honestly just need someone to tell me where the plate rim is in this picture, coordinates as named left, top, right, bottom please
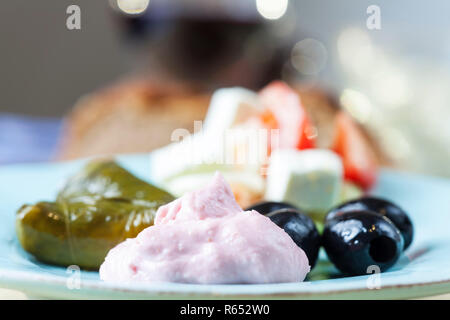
left=2, top=267, right=450, bottom=299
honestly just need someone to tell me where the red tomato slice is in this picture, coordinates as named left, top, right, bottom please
left=331, top=111, right=378, bottom=190
left=259, top=81, right=316, bottom=151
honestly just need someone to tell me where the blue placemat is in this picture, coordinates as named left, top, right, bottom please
left=0, top=113, right=63, bottom=164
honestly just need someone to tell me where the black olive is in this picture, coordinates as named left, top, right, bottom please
left=266, top=208, right=321, bottom=268
left=322, top=210, right=403, bottom=276
left=245, top=201, right=297, bottom=216
left=327, top=196, right=413, bottom=250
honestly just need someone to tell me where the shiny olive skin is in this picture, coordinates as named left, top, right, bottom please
left=327, top=197, right=413, bottom=250
left=322, top=210, right=403, bottom=276
left=266, top=208, right=321, bottom=268
left=245, top=201, right=297, bottom=216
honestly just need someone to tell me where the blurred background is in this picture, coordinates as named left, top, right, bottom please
left=0, top=0, right=449, bottom=178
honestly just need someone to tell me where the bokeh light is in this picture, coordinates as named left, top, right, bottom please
left=370, top=69, right=411, bottom=108
left=256, top=0, right=288, bottom=20
left=337, top=28, right=374, bottom=76
left=117, top=0, right=150, bottom=15
left=291, top=38, right=327, bottom=76
left=340, top=89, right=373, bottom=124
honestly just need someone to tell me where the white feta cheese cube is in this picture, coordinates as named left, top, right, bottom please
left=265, top=149, right=343, bottom=215
left=203, top=87, right=262, bottom=135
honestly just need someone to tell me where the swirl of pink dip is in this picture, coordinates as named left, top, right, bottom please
left=100, top=172, right=310, bottom=284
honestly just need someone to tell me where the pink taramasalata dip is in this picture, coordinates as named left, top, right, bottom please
left=99, top=172, right=310, bottom=284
